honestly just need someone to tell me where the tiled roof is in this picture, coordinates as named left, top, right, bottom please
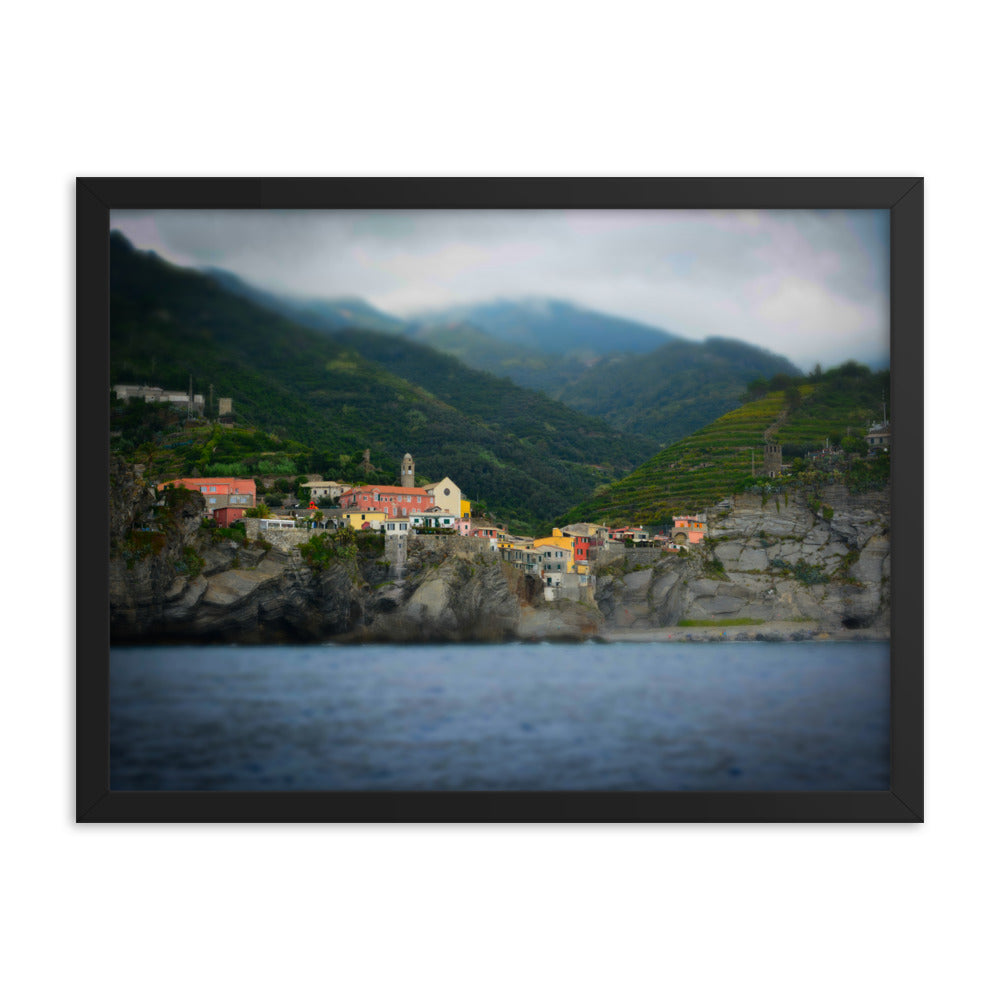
left=158, top=477, right=255, bottom=492
left=344, top=485, right=430, bottom=496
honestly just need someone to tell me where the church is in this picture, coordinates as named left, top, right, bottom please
left=338, top=453, right=459, bottom=519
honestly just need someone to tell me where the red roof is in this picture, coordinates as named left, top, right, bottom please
left=343, top=485, right=430, bottom=496
left=158, top=477, right=255, bottom=493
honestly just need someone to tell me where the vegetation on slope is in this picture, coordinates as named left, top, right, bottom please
left=561, top=364, right=890, bottom=526
left=553, top=337, right=801, bottom=444
left=110, top=233, right=654, bottom=533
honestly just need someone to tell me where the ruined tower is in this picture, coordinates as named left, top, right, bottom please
left=764, top=442, right=782, bottom=478
left=401, top=452, right=415, bottom=488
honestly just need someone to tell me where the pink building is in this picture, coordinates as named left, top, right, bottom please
left=339, top=485, right=434, bottom=518
left=672, top=516, right=706, bottom=545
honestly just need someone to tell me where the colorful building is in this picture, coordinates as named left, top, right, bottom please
left=531, top=528, right=576, bottom=572
left=158, top=477, right=256, bottom=509
left=212, top=506, right=246, bottom=528
left=333, top=509, right=387, bottom=530
left=339, top=485, right=434, bottom=518
left=671, top=517, right=706, bottom=545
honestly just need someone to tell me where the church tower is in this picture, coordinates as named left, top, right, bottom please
left=401, top=452, right=415, bottom=488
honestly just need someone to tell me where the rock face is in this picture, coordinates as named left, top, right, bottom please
left=363, top=553, right=521, bottom=642
left=594, top=487, right=890, bottom=635
left=109, top=465, right=890, bottom=643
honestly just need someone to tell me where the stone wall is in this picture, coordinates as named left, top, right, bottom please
left=412, top=534, right=494, bottom=558
left=592, top=543, right=663, bottom=571
left=244, top=518, right=310, bottom=553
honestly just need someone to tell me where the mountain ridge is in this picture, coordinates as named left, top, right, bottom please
left=110, top=232, right=654, bottom=531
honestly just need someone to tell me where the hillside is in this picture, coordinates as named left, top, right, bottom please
left=205, top=268, right=407, bottom=336
left=110, top=233, right=654, bottom=532
left=561, top=364, right=890, bottom=526
left=208, top=274, right=802, bottom=447
left=406, top=302, right=800, bottom=445
left=402, top=321, right=589, bottom=394
left=553, top=337, right=800, bottom=444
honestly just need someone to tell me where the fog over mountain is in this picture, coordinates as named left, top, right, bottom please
left=111, top=208, right=890, bottom=370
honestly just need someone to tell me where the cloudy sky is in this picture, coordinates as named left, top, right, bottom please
left=111, top=208, right=890, bottom=370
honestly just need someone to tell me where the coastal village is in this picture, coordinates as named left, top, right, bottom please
left=115, top=371, right=892, bottom=632
left=119, top=380, right=712, bottom=601
left=126, top=371, right=892, bottom=606
left=157, top=449, right=708, bottom=600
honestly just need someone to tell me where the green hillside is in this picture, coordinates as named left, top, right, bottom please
left=403, top=321, right=589, bottom=394
left=553, top=337, right=800, bottom=445
left=110, top=233, right=654, bottom=532
left=208, top=269, right=801, bottom=448
left=561, top=364, right=890, bottom=526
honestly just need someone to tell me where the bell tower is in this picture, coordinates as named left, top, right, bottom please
left=401, top=452, right=415, bottom=488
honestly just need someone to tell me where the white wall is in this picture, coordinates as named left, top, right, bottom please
left=8, top=5, right=995, bottom=1000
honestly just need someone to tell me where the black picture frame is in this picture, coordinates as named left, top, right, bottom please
left=78, top=177, right=923, bottom=823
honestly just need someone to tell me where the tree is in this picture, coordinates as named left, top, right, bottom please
left=245, top=503, right=272, bottom=519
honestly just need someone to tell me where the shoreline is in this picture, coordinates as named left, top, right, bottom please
left=597, top=623, right=889, bottom=643
left=110, top=622, right=890, bottom=647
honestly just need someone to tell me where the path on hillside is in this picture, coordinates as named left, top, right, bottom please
left=763, top=408, right=789, bottom=443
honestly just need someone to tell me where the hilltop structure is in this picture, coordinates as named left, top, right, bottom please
left=114, top=383, right=204, bottom=415
left=865, top=422, right=891, bottom=451
left=764, top=442, right=782, bottom=477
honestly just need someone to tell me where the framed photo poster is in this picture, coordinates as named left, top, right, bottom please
left=78, top=177, right=922, bottom=822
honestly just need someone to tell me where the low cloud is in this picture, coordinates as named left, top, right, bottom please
left=111, top=207, right=890, bottom=369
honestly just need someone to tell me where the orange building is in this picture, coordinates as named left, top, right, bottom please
left=158, top=477, right=256, bottom=510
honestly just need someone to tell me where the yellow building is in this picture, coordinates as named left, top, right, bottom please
left=531, top=527, right=576, bottom=572
left=338, top=509, right=386, bottom=530
left=461, top=498, right=471, bottom=517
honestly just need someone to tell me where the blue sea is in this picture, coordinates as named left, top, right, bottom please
left=109, top=642, right=890, bottom=791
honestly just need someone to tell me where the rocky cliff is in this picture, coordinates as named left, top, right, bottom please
left=594, top=486, right=890, bottom=638
left=109, top=460, right=889, bottom=643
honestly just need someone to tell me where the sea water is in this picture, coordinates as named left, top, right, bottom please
left=109, top=642, right=890, bottom=791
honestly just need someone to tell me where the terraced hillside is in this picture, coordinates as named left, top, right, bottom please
left=561, top=364, right=889, bottom=526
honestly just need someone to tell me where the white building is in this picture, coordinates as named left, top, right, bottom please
left=410, top=508, right=458, bottom=530
left=424, top=477, right=463, bottom=517
left=380, top=517, right=411, bottom=535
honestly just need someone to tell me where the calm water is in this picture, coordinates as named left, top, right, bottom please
left=110, top=642, right=890, bottom=791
